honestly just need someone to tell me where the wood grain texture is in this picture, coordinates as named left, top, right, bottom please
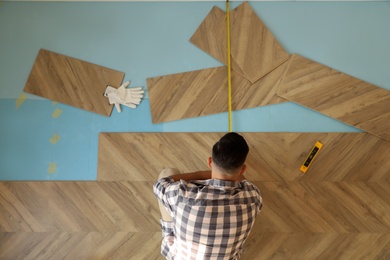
left=190, top=2, right=290, bottom=83
left=2, top=133, right=390, bottom=258
left=147, top=61, right=288, bottom=124
left=1, top=180, right=389, bottom=259
left=278, top=54, right=390, bottom=141
left=98, top=132, right=390, bottom=182
left=24, top=49, right=125, bottom=116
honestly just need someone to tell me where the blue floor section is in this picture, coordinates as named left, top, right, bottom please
left=0, top=99, right=162, bottom=180
left=0, top=2, right=389, bottom=180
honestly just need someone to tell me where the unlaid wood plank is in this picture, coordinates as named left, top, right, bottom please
left=147, top=61, right=288, bottom=124
left=277, top=54, right=390, bottom=141
left=24, top=49, right=125, bottom=116
left=190, top=2, right=290, bottom=83
left=98, top=132, right=390, bottom=182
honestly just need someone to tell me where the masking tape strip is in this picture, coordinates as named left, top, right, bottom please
left=16, top=93, right=27, bottom=109
left=50, top=133, right=61, bottom=144
left=52, top=108, right=62, bottom=118
left=48, top=162, right=57, bottom=174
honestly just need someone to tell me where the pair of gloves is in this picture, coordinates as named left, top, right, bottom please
left=104, top=81, right=144, bottom=113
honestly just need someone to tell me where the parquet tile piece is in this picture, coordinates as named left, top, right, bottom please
left=24, top=49, right=125, bottom=116
left=278, top=54, right=390, bottom=141
left=98, top=132, right=390, bottom=182
left=147, top=61, right=288, bottom=124
left=190, top=2, right=290, bottom=83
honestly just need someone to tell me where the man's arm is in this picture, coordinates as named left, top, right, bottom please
left=164, top=171, right=212, bottom=182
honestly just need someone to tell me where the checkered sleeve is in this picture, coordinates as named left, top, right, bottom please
left=153, top=177, right=181, bottom=217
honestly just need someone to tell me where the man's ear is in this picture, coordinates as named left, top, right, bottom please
left=239, top=164, right=247, bottom=175
left=207, top=157, right=212, bottom=168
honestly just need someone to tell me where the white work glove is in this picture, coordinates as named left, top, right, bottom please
left=104, top=81, right=144, bottom=113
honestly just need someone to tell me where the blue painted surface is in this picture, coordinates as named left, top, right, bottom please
left=0, top=2, right=389, bottom=180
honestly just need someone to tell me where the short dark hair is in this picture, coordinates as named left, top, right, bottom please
left=212, top=132, right=249, bottom=173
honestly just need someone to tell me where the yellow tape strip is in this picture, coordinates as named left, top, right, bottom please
left=48, top=162, right=57, bottom=174
left=50, top=133, right=61, bottom=144
left=16, top=93, right=27, bottom=109
left=226, top=0, right=233, bottom=132
left=52, top=108, right=63, bottom=118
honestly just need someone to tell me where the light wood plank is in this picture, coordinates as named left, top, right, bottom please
left=190, top=2, right=290, bottom=83
left=98, top=132, right=390, bottom=182
left=24, top=49, right=125, bottom=116
left=147, top=61, right=288, bottom=124
left=277, top=54, right=390, bottom=141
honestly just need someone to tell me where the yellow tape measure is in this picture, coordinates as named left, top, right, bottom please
left=300, top=141, right=323, bottom=173
left=226, top=0, right=233, bottom=132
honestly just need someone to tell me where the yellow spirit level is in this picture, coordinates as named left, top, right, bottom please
left=300, top=141, right=323, bottom=173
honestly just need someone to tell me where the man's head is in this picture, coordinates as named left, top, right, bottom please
left=210, top=132, right=249, bottom=176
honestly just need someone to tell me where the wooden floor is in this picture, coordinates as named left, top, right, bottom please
left=1, top=132, right=390, bottom=259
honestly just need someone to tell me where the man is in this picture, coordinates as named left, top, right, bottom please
left=153, top=132, right=262, bottom=259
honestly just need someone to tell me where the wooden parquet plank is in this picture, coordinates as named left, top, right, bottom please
left=277, top=54, right=390, bottom=141
left=190, top=2, right=290, bottom=83
left=98, top=132, right=390, bottom=182
left=147, top=61, right=288, bottom=124
left=24, top=49, right=125, bottom=116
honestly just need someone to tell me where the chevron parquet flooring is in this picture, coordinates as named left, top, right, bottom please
left=98, top=132, right=390, bottom=182
left=24, top=49, right=125, bottom=116
left=147, top=61, right=288, bottom=124
left=277, top=54, right=390, bottom=142
left=1, top=133, right=390, bottom=258
left=190, top=2, right=290, bottom=83
left=1, top=180, right=389, bottom=259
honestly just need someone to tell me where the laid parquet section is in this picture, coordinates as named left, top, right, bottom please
left=2, top=133, right=390, bottom=258
left=98, top=132, right=390, bottom=182
left=0, top=232, right=162, bottom=260
left=24, top=49, right=125, bottom=116
left=278, top=54, right=390, bottom=141
left=190, top=2, right=290, bottom=83
left=1, top=180, right=389, bottom=259
left=147, top=61, right=288, bottom=123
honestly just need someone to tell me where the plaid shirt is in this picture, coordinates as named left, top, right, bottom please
left=153, top=177, right=262, bottom=260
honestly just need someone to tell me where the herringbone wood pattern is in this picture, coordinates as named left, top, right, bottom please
left=2, top=133, right=389, bottom=259
left=24, top=49, right=125, bottom=116
left=277, top=54, right=390, bottom=142
left=190, top=2, right=290, bottom=83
